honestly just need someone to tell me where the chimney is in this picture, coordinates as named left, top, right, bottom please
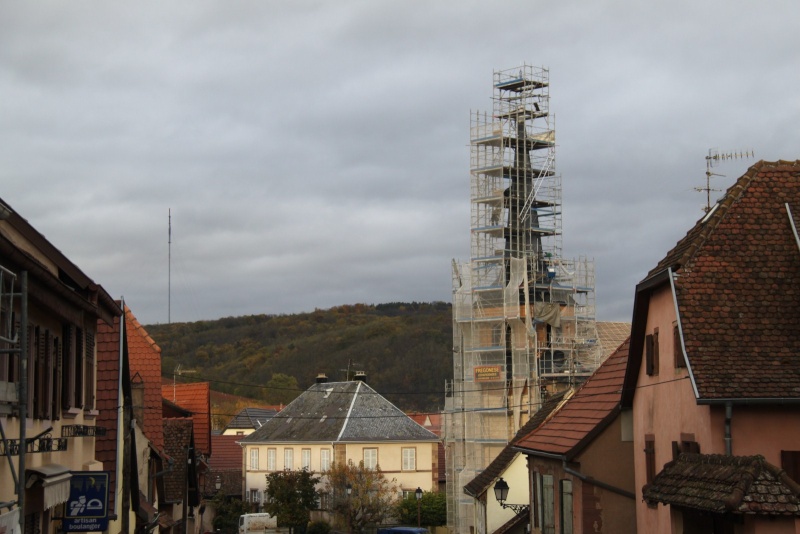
left=354, top=372, right=367, bottom=383
left=316, top=373, right=328, bottom=384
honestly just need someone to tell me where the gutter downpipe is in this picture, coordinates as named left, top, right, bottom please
left=724, top=402, right=733, bottom=456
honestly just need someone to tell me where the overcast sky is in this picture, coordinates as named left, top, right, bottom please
left=1, top=1, right=798, bottom=325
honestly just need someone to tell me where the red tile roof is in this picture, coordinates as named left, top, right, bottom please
left=515, top=338, right=630, bottom=458
left=635, top=160, right=800, bottom=400
left=96, top=312, right=122, bottom=514
left=209, top=435, right=243, bottom=471
left=126, top=305, right=164, bottom=449
left=163, top=382, right=211, bottom=457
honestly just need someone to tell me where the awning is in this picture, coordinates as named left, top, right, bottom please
left=26, top=465, right=72, bottom=510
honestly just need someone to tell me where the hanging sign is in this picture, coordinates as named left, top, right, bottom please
left=62, top=472, right=110, bottom=532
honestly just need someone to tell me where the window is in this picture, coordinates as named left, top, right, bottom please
left=318, top=492, right=329, bottom=510
left=673, top=324, right=685, bottom=368
left=284, top=448, right=294, bottom=470
left=645, top=329, right=659, bottom=376
left=267, top=448, right=276, bottom=471
left=61, top=325, right=85, bottom=411
left=672, top=433, right=700, bottom=460
left=560, top=480, right=573, bottom=534
left=320, top=449, right=331, bottom=472
left=541, top=474, right=554, bottom=534
left=249, top=489, right=258, bottom=503
left=301, top=449, right=311, bottom=470
left=364, top=448, right=378, bottom=469
left=645, top=434, right=656, bottom=485
left=84, top=330, right=95, bottom=411
left=402, top=448, right=416, bottom=471
left=250, top=448, right=259, bottom=470
left=781, top=451, right=800, bottom=483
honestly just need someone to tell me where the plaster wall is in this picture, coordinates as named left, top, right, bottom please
left=484, top=453, right=526, bottom=534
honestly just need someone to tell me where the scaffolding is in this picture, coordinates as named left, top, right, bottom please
left=445, top=65, right=599, bottom=534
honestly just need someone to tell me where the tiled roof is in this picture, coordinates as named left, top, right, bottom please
left=162, top=418, right=194, bottom=503
left=224, top=407, right=277, bottom=431
left=209, top=435, right=243, bottom=471
left=642, top=160, right=800, bottom=399
left=492, top=509, right=529, bottom=534
left=464, top=390, right=568, bottom=497
left=126, top=305, right=164, bottom=449
left=515, top=338, right=630, bottom=458
left=644, top=453, right=800, bottom=515
left=95, top=312, right=121, bottom=514
left=408, top=413, right=442, bottom=436
left=240, top=381, right=439, bottom=444
left=163, top=382, right=211, bottom=456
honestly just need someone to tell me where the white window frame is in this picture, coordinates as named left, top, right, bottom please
left=250, top=448, right=259, bottom=470
left=267, top=448, right=276, bottom=471
left=364, top=448, right=378, bottom=469
left=320, top=449, right=331, bottom=472
left=302, top=448, right=311, bottom=470
left=284, top=448, right=294, bottom=470
left=402, top=447, right=416, bottom=471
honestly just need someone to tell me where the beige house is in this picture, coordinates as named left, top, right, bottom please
left=239, top=376, right=439, bottom=516
left=0, top=198, right=118, bottom=534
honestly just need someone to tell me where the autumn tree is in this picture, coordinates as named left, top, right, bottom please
left=326, top=460, right=398, bottom=533
left=264, top=470, right=320, bottom=532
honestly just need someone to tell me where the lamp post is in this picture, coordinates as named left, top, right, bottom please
left=493, top=478, right=529, bottom=516
left=346, top=483, right=353, bottom=534
left=415, top=487, right=423, bottom=527
left=215, top=476, right=221, bottom=492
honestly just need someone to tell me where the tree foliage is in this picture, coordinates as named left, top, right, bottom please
left=146, top=302, right=452, bottom=412
left=326, top=460, right=399, bottom=532
left=263, top=470, right=321, bottom=530
left=395, top=491, right=447, bottom=527
left=210, top=493, right=251, bottom=534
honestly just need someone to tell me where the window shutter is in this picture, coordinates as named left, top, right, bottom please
left=84, top=330, right=95, bottom=410
left=673, top=324, right=685, bottom=368
left=644, top=435, right=656, bottom=484
left=645, top=334, right=654, bottom=376
left=53, top=336, right=62, bottom=418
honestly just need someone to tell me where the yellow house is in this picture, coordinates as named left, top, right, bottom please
left=0, top=198, right=118, bottom=534
left=238, top=376, right=440, bottom=517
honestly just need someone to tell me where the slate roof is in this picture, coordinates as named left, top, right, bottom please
left=644, top=453, right=800, bottom=515
left=515, top=338, right=630, bottom=459
left=463, top=389, right=568, bottom=497
left=224, top=407, right=277, bottom=431
left=240, top=381, right=439, bottom=443
left=126, top=305, right=164, bottom=449
left=163, top=382, right=211, bottom=456
left=628, top=160, right=800, bottom=401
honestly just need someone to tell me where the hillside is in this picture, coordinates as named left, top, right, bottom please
left=145, top=302, right=452, bottom=413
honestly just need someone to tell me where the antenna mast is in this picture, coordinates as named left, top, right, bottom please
left=168, top=209, right=171, bottom=324
left=696, top=149, right=754, bottom=212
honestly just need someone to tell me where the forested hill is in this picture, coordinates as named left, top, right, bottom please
left=145, top=302, right=452, bottom=413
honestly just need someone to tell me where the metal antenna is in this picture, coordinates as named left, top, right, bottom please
left=696, top=149, right=754, bottom=213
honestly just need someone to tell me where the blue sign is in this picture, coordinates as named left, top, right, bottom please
left=62, top=472, right=110, bottom=532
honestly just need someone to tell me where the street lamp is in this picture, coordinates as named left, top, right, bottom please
left=215, top=476, right=221, bottom=492
left=415, top=487, right=423, bottom=527
left=346, top=483, right=353, bottom=534
left=493, top=478, right=529, bottom=516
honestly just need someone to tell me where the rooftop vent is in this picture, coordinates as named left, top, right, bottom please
left=354, top=372, right=367, bottom=383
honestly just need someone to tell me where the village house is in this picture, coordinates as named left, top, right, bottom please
left=514, top=338, right=635, bottom=534
left=623, top=160, right=800, bottom=533
left=0, top=198, right=119, bottom=534
left=238, top=374, right=439, bottom=520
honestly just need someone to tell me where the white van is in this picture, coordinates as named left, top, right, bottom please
left=238, top=513, right=277, bottom=534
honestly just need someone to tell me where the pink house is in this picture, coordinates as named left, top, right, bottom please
left=623, top=160, right=800, bottom=533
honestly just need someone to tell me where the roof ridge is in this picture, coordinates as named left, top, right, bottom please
left=125, top=305, right=161, bottom=353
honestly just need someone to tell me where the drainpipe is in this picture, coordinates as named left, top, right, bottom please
left=724, top=402, right=733, bottom=456
left=562, top=461, right=635, bottom=500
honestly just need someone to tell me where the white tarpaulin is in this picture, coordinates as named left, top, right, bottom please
left=0, top=507, right=21, bottom=534
left=26, top=464, right=72, bottom=510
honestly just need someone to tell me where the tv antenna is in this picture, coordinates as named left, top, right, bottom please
left=696, top=149, right=754, bottom=213
left=173, top=364, right=197, bottom=401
